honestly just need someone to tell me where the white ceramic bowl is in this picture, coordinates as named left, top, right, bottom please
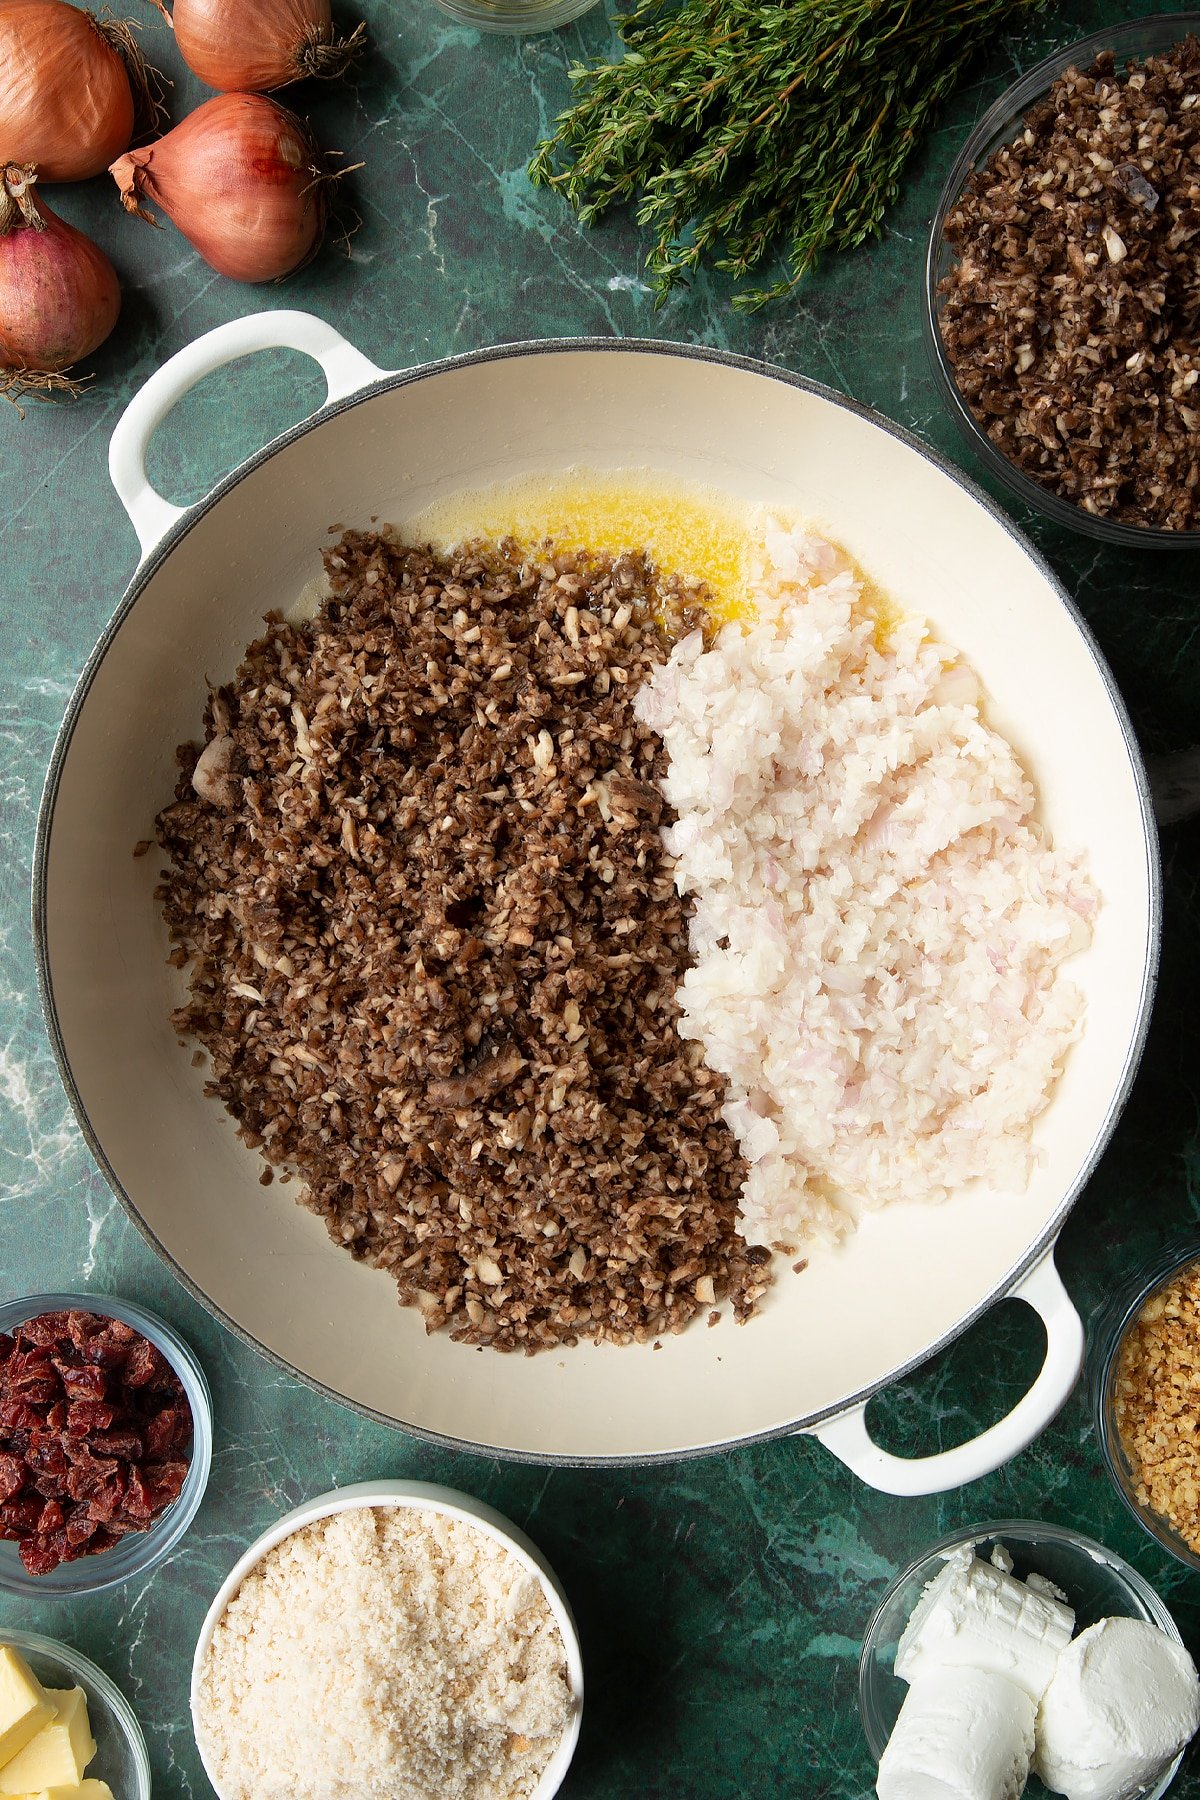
left=190, top=1479, right=584, bottom=1800
left=36, top=312, right=1158, bottom=1478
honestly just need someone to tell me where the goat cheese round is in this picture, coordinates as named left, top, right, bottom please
left=896, top=1547, right=1075, bottom=1704
left=1034, top=1617, right=1200, bottom=1800
left=877, top=1667, right=1035, bottom=1800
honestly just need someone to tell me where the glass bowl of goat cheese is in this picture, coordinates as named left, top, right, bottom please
left=859, top=1519, right=1194, bottom=1800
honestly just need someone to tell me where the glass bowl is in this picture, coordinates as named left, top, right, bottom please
left=0, top=1627, right=151, bottom=1800
left=191, top=1480, right=583, bottom=1800
left=0, top=1292, right=212, bottom=1596
left=859, top=1519, right=1189, bottom=1800
left=426, top=0, right=600, bottom=33
left=1092, top=1239, right=1200, bottom=1573
left=924, top=13, right=1200, bottom=550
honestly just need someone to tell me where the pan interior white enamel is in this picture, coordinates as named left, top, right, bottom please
left=44, top=350, right=1151, bottom=1459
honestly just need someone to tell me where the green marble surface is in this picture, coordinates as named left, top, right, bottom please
left=2, top=0, right=1200, bottom=1794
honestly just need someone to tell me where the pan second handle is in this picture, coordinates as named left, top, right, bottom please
left=809, top=1250, right=1083, bottom=1497
left=108, top=310, right=388, bottom=561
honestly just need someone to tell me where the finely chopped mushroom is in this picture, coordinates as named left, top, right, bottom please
left=156, top=533, right=768, bottom=1351
left=938, top=38, right=1200, bottom=531
left=195, top=1505, right=575, bottom=1800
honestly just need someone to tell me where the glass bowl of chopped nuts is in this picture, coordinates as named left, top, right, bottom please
left=0, top=1293, right=212, bottom=1595
left=924, top=15, right=1200, bottom=548
left=1092, top=1240, right=1200, bottom=1572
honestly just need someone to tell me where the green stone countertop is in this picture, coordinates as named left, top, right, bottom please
left=2, top=0, right=1199, bottom=1794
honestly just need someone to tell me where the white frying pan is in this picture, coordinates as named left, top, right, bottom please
left=34, top=313, right=1159, bottom=1490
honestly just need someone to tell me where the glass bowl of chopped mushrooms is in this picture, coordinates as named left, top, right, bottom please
left=0, top=1293, right=212, bottom=1596
left=1093, top=1239, right=1200, bottom=1573
left=924, top=15, right=1200, bottom=548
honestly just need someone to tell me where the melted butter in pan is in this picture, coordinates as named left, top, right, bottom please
left=405, top=470, right=763, bottom=623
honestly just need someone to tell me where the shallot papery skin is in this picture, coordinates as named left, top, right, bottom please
left=0, top=1, right=135, bottom=181
left=0, top=168, right=120, bottom=389
left=169, top=0, right=365, bottom=92
left=110, top=94, right=328, bottom=283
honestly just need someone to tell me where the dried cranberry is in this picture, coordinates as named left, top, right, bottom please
left=18, top=1535, right=61, bottom=1576
left=65, top=1513, right=99, bottom=1548
left=0, top=1333, right=14, bottom=1363
left=0, top=1498, right=43, bottom=1538
left=121, top=1338, right=169, bottom=1390
left=6, top=1349, right=56, bottom=1386
left=19, top=1313, right=73, bottom=1349
left=25, top=1436, right=69, bottom=1479
left=144, top=1407, right=190, bottom=1456
left=66, top=1401, right=115, bottom=1436
left=56, top=1362, right=108, bottom=1401
left=37, top=1499, right=64, bottom=1534
left=123, top=1465, right=153, bottom=1521
left=66, top=1311, right=100, bottom=1349
left=86, top=1428, right=144, bottom=1460
left=85, top=1472, right=127, bottom=1524
left=144, top=1460, right=189, bottom=1509
left=0, top=1454, right=25, bottom=1504
left=64, top=1445, right=118, bottom=1488
left=0, top=1401, right=43, bottom=1434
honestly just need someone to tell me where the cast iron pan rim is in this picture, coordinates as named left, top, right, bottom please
left=31, top=334, right=1163, bottom=1467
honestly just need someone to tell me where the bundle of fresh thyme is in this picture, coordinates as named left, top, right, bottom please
left=529, top=0, right=1049, bottom=309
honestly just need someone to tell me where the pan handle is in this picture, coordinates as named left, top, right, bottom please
left=108, top=310, right=388, bottom=561
left=809, top=1249, right=1083, bottom=1496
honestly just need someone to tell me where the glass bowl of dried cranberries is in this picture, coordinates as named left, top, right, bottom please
left=0, top=1294, right=212, bottom=1594
left=924, top=15, right=1200, bottom=548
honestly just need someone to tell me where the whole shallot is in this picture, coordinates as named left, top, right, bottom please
left=158, top=0, right=365, bottom=92
left=0, top=0, right=165, bottom=181
left=110, top=93, right=339, bottom=282
left=0, top=162, right=120, bottom=406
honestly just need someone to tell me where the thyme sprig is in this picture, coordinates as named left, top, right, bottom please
left=529, top=0, right=1049, bottom=309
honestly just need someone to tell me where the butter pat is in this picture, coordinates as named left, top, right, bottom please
left=0, top=1649, right=53, bottom=1772
left=0, top=1690, right=96, bottom=1795
left=17, top=1785, right=114, bottom=1800
left=896, top=1546, right=1075, bottom=1704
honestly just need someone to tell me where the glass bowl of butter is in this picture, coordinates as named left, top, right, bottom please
left=859, top=1520, right=1191, bottom=1800
left=0, top=1628, right=151, bottom=1800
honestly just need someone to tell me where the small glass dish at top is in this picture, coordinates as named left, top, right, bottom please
left=0, top=1627, right=152, bottom=1800
left=859, top=1519, right=1189, bottom=1800
left=0, top=1292, right=212, bottom=1597
left=427, top=0, right=600, bottom=34
left=1092, top=1238, right=1200, bottom=1574
left=923, top=13, right=1200, bottom=551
